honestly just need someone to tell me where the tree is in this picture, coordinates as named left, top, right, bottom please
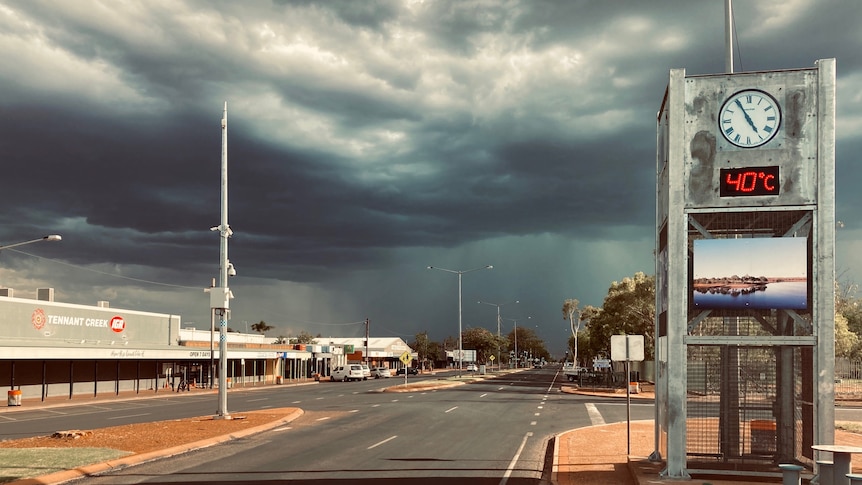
left=505, top=326, right=550, bottom=364
left=462, top=327, right=506, bottom=363
left=562, top=299, right=580, bottom=366
left=581, top=272, right=656, bottom=361
left=250, top=320, right=274, bottom=335
left=411, top=332, right=431, bottom=369
left=835, top=312, right=859, bottom=359
left=837, top=280, right=862, bottom=336
left=295, top=330, right=316, bottom=344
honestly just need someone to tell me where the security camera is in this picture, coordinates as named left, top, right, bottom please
left=227, top=261, right=237, bottom=277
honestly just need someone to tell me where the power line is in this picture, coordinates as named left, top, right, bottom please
left=3, top=248, right=204, bottom=290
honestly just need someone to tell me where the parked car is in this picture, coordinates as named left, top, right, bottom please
left=373, top=367, right=391, bottom=378
left=360, top=364, right=371, bottom=380
left=466, top=364, right=478, bottom=372
left=396, top=367, right=419, bottom=375
left=330, top=364, right=365, bottom=382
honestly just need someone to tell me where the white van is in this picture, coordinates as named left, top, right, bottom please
left=330, top=364, right=364, bottom=382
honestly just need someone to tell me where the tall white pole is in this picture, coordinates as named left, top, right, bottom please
left=215, top=101, right=231, bottom=419
left=725, top=0, right=734, bottom=74
left=458, top=272, right=463, bottom=378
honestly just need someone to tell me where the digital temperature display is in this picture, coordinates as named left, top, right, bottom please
left=719, top=166, right=780, bottom=197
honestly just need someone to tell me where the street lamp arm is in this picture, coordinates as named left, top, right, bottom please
left=0, top=235, right=62, bottom=251
left=428, top=265, right=493, bottom=275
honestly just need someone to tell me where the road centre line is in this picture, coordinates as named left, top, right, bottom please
left=368, top=435, right=398, bottom=449
left=480, top=393, right=488, bottom=398
left=246, top=398, right=268, bottom=402
left=316, top=417, right=331, bottom=421
left=445, top=406, right=458, bottom=413
left=499, top=432, right=532, bottom=485
left=107, top=413, right=150, bottom=420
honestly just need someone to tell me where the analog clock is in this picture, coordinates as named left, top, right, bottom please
left=718, top=89, right=781, bottom=148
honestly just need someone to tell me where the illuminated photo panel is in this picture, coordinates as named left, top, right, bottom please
left=692, top=237, right=808, bottom=310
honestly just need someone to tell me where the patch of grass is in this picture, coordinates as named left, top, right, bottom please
left=836, top=421, right=862, bottom=434
left=0, top=447, right=130, bottom=483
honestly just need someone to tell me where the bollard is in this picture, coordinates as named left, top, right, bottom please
left=778, top=464, right=803, bottom=485
left=816, top=460, right=833, bottom=485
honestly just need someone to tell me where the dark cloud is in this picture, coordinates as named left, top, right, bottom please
left=1, top=0, right=860, bottom=353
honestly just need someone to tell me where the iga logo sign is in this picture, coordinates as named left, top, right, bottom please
left=110, top=316, right=126, bottom=333
left=32, top=309, right=47, bottom=331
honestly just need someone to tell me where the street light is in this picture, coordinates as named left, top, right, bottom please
left=0, top=235, right=62, bottom=251
left=427, top=265, right=493, bottom=377
left=478, top=300, right=518, bottom=371
left=503, top=316, right=530, bottom=368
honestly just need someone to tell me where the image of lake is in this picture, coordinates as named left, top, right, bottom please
left=693, top=281, right=807, bottom=310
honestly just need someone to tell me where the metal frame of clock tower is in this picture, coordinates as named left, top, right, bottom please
left=655, top=59, right=836, bottom=478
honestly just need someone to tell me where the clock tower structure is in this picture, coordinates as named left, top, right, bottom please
left=655, top=59, right=836, bottom=478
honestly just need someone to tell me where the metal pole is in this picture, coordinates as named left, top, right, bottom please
left=458, top=272, right=463, bottom=378
left=725, top=0, right=733, bottom=73
left=215, top=101, right=231, bottom=419
left=496, top=306, right=501, bottom=371
left=514, top=319, right=518, bottom=368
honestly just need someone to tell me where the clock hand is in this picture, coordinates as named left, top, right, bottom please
left=734, top=99, right=759, bottom=133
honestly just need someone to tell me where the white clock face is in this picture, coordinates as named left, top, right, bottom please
left=719, top=89, right=781, bottom=148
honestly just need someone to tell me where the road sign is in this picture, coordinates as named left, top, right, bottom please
left=399, top=351, right=412, bottom=366
left=611, top=335, right=645, bottom=362
left=489, top=355, right=495, bottom=361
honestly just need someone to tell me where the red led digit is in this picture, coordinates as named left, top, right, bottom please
left=741, top=171, right=758, bottom=192
left=725, top=172, right=743, bottom=191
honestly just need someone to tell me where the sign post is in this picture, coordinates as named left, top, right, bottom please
left=611, top=334, right=645, bottom=454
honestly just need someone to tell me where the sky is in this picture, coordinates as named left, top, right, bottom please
left=1, top=0, right=861, bottom=356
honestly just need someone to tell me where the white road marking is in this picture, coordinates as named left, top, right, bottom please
left=261, top=405, right=273, bottom=409
left=368, top=435, right=398, bottom=449
left=0, top=415, right=16, bottom=421
left=391, top=399, right=399, bottom=403
left=272, top=426, right=292, bottom=431
left=537, top=406, right=543, bottom=409
left=530, top=421, right=537, bottom=426
left=247, top=398, right=268, bottom=402
left=107, top=413, right=150, bottom=420
left=480, top=393, right=488, bottom=398
left=291, top=401, right=301, bottom=404
left=585, top=403, right=605, bottom=426
left=445, top=406, right=458, bottom=413
left=316, top=417, right=330, bottom=421
left=499, top=432, right=532, bottom=485
left=535, top=413, right=540, bottom=416
left=350, top=409, right=359, bottom=413
left=372, top=404, right=381, bottom=408
left=498, top=387, right=506, bottom=391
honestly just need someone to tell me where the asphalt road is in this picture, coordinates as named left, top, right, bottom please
left=0, top=367, right=652, bottom=484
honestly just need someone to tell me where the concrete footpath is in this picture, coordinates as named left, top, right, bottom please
left=555, top=387, right=862, bottom=485
left=3, top=377, right=861, bottom=484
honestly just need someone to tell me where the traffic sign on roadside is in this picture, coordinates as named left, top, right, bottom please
left=399, top=351, right=412, bottom=366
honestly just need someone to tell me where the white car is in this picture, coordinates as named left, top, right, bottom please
left=466, top=364, right=478, bottom=372
left=361, top=364, right=371, bottom=380
left=330, top=364, right=364, bottom=382
left=373, top=367, right=391, bottom=378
